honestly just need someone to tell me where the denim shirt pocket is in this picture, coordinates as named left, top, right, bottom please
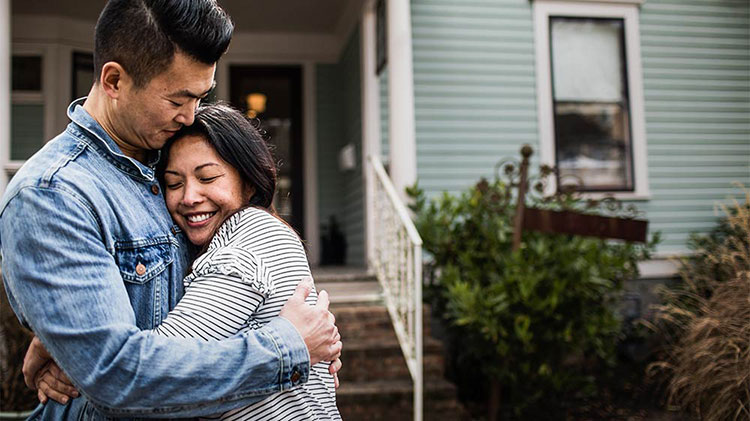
left=114, top=236, right=174, bottom=329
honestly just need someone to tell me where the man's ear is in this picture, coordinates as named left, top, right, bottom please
left=99, top=62, right=130, bottom=99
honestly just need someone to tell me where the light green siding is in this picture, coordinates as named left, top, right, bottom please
left=316, top=27, right=365, bottom=267
left=379, top=68, right=390, bottom=164
left=638, top=0, right=750, bottom=254
left=411, top=0, right=539, bottom=195
left=409, top=0, right=750, bottom=256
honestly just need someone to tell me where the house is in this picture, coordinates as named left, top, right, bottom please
left=2, top=0, right=748, bottom=418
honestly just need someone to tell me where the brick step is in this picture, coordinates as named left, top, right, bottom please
left=339, top=336, right=446, bottom=382
left=332, top=304, right=434, bottom=339
left=337, top=379, right=471, bottom=421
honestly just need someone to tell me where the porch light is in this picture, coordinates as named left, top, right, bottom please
left=245, top=93, right=267, bottom=118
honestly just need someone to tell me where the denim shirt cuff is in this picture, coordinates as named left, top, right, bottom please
left=263, top=317, right=310, bottom=390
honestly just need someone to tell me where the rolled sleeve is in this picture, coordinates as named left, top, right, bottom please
left=261, top=317, right=311, bottom=389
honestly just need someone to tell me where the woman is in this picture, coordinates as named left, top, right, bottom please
left=150, top=102, right=341, bottom=420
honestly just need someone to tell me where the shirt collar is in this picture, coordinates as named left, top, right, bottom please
left=67, top=97, right=161, bottom=180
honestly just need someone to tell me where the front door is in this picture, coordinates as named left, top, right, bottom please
left=229, top=65, right=304, bottom=236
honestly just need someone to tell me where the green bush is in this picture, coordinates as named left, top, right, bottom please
left=410, top=177, right=658, bottom=419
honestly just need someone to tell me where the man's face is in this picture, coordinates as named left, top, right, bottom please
left=111, top=52, right=216, bottom=158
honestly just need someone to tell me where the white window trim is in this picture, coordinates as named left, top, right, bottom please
left=533, top=0, right=650, bottom=200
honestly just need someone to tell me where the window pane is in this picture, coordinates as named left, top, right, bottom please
left=11, top=104, right=45, bottom=160
left=551, top=18, right=624, bottom=102
left=555, top=102, right=633, bottom=190
left=550, top=17, right=633, bottom=191
left=12, top=56, right=43, bottom=91
left=72, top=52, right=94, bottom=101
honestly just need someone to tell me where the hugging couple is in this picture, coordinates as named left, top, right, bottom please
left=0, top=0, right=343, bottom=420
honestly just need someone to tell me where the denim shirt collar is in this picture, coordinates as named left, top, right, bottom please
left=67, top=98, right=161, bottom=182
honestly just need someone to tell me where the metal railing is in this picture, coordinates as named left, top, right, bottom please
left=368, top=155, right=423, bottom=421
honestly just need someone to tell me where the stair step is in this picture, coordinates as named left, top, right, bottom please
left=333, top=304, right=435, bottom=338
left=312, top=267, right=375, bottom=283
left=337, top=379, right=471, bottom=421
left=339, top=336, right=446, bottom=382
left=318, top=280, right=382, bottom=305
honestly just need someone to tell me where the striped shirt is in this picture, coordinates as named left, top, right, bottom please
left=154, top=207, right=341, bottom=420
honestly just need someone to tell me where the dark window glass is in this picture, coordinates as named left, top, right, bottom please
left=12, top=56, right=42, bottom=91
left=72, top=52, right=94, bottom=101
left=376, top=0, right=387, bottom=75
left=550, top=17, right=633, bottom=192
left=11, top=104, right=45, bottom=160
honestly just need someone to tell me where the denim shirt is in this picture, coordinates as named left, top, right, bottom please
left=0, top=99, right=310, bottom=419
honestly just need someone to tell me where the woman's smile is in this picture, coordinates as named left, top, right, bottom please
left=163, top=134, right=250, bottom=247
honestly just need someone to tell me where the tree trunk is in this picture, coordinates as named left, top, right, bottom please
left=488, top=379, right=501, bottom=421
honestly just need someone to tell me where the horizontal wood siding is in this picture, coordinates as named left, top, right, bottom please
left=409, top=0, right=750, bottom=256
left=411, top=0, right=539, bottom=196
left=339, top=27, right=365, bottom=267
left=316, top=27, right=365, bottom=267
left=316, top=63, right=346, bottom=264
left=379, top=68, right=390, bottom=164
left=638, top=0, right=750, bottom=255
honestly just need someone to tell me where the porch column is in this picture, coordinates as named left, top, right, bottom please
left=0, top=0, right=10, bottom=192
left=361, top=1, right=381, bottom=266
left=386, top=0, right=417, bottom=202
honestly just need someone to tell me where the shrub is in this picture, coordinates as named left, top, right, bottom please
left=648, top=186, right=750, bottom=421
left=410, top=175, right=658, bottom=419
left=1, top=277, right=36, bottom=411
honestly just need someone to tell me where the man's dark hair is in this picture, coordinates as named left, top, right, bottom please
left=94, top=0, right=233, bottom=88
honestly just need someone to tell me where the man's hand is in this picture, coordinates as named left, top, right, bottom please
left=23, top=336, right=52, bottom=390
left=279, top=279, right=342, bottom=366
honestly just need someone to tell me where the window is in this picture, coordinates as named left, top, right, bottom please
left=10, top=55, right=45, bottom=174
left=534, top=0, right=649, bottom=198
left=71, top=52, right=94, bottom=102
left=375, top=0, right=387, bottom=75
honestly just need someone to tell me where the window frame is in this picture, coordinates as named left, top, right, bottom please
left=533, top=0, right=650, bottom=199
left=8, top=48, right=48, bottom=179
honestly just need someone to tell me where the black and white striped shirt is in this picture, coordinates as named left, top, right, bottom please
left=154, top=207, right=341, bottom=420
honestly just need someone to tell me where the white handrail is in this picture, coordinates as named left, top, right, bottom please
left=368, top=154, right=423, bottom=421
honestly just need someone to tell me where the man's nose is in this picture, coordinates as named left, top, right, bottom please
left=175, top=101, right=197, bottom=126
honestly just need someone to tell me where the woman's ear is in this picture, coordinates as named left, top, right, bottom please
left=244, top=184, right=256, bottom=203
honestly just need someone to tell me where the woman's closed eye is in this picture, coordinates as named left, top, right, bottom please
left=199, top=174, right=223, bottom=183
left=166, top=181, right=183, bottom=189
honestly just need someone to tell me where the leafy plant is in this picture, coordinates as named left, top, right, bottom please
left=1, top=278, right=36, bottom=411
left=648, top=185, right=750, bottom=421
left=409, top=176, right=658, bottom=419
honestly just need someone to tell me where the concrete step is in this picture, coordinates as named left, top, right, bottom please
left=337, top=379, right=471, bottom=421
left=312, top=267, right=382, bottom=305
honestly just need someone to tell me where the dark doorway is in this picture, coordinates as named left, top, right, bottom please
left=229, top=65, right=304, bottom=237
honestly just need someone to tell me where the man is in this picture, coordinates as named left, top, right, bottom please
left=0, top=0, right=341, bottom=419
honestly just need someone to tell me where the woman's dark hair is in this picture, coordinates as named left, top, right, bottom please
left=159, top=102, right=278, bottom=213
left=94, top=0, right=234, bottom=88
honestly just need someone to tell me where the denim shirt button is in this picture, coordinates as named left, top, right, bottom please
left=150, top=184, right=160, bottom=195
left=290, top=369, right=301, bottom=384
left=135, top=263, right=147, bottom=276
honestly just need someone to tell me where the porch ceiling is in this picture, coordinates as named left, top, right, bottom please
left=11, top=0, right=354, bottom=34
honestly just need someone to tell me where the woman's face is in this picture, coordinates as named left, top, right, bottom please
left=164, top=134, right=251, bottom=246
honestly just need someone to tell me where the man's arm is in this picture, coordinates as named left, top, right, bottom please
left=1, top=186, right=339, bottom=417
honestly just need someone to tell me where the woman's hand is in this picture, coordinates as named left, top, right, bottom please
left=329, top=357, right=342, bottom=389
left=35, top=361, right=79, bottom=405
